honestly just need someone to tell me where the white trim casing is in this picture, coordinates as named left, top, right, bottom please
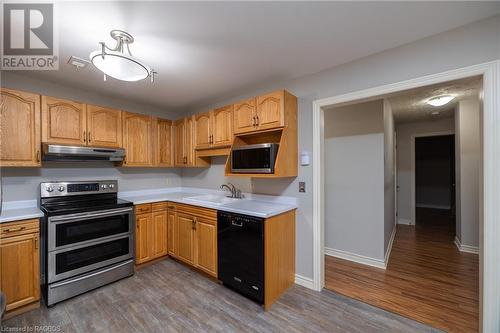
left=384, top=226, right=397, bottom=267
left=312, top=60, right=500, bottom=332
left=397, top=218, right=412, bottom=225
left=454, top=236, right=480, bottom=255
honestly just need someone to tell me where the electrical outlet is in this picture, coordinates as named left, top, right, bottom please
left=299, top=182, right=306, bottom=193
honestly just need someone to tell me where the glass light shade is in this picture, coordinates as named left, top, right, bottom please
left=426, top=95, right=454, bottom=107
left=90, top=50, right=150, bottom=82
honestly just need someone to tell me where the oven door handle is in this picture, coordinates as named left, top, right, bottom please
left=49, top=259, right=134, bottom=288
left=49, top=207, right=133, bottom=223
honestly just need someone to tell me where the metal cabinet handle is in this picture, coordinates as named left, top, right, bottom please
left=34, top=237, right=39, bottom=249
left=255, top=115, right=259, bottom=126
left=83, top=131, right=86, bottom=143
left=88, top=131, right=91, bottom=142
left=36, top=150, right=40, bottom=162
left=252, top=116, right=256, bottom=126
left=3, top=226, right=26, bottom=233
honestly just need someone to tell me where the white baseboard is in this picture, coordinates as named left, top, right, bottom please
left=416, top=203, right=451, bottom=210
left=384, top=226, right=397, bottom=267
left=325, top=247, right=386, bottom=269
left=295, top=274, right=314, bottom=289
left=397, top=218, right=412, bottom=225
left=454, top=236, right=479, bottom=254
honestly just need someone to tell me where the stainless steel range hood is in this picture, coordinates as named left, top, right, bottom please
left=42, top=144, right=126, bottom=162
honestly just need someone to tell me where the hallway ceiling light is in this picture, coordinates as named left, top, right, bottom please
left=90, top=30, right=157, bottom=82
left=426, top=95, right=454, bottom=107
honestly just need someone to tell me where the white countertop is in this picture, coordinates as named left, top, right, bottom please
left=0, top=200, right=44, bottom=224
left=119, top=187, right=298, bottom=218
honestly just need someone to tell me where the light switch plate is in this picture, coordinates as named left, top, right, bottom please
left=299, top=182, right=306, bottom=193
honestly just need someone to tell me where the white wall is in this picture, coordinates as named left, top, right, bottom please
left=383, top=100, right=396, bottom=254
left=1, top=15, right=498, bottom=280
left=324, top=100, right=385, bottom=260
left=395, top=118, right=455, bottom=224
left=455, top=99, right=481, bottom=247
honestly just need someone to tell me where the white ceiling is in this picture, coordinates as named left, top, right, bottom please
left=14, top=1, right=500, bottom=113
left=389, top=76, right=482, bottom=124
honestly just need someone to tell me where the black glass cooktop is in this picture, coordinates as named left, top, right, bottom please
left=40, top=194, right=133, bottom=216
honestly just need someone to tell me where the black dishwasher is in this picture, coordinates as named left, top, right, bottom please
left=217, top=211, right=264, bottom=303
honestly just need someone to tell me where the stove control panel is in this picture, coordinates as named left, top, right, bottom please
left=40, top=180, right=118, bottom=197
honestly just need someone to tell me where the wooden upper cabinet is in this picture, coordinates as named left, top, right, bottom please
left=194, top=112, right=211, bottom=150
left=233, top=98, right=257, bottom=134
left=0, top=88, right=41, bottom=167
left=195, top=216, right=217, bottom=277
left=122, top=112, right=152, bottom=167
left=256, top=91, right=284, bottom=131
left=42, top=96, right=86, bottom=145
left=86, top=105, right=122, bottom=148
left=211, top=105, right=233, bottom=147
left=185, top=116, right=194, bottom=166
left=154, top=118, right=174, bottom=167
left=174, top=118, right=186, bottom=166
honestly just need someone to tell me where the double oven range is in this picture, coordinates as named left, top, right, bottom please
left=40, top=180, right=135, bottom=306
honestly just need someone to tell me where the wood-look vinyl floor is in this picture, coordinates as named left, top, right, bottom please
left=2, top=259, right=440, bottom=333
left=325, top=208, right=479, bottom=333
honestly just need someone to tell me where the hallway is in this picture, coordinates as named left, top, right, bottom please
left=324, top=208, right=479, bottom=332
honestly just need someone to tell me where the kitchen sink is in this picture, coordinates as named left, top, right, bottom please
left=184, top=194, right=243, bottom=206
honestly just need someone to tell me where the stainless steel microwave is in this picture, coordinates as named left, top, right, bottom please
left=231, top=143, right=279, bottom=174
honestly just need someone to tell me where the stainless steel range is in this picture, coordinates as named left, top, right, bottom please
left=39, top=180, right=134, bottom=306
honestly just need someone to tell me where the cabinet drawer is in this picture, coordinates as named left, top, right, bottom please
left=175, top=203, right=217, bottom=220
left=135, top=204, right=152, bottom=214
left=1, top=219, right=39, bottom=238
left=152, top=202, right=169, bottom=212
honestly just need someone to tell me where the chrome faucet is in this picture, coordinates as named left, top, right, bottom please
left=220, top=183, right=243, bottom=199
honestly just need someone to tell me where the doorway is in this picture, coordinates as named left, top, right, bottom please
left=414, top=134, right=455, bottom=236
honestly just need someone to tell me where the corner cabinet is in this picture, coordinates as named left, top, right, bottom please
left=169, top=203, right=218, bottom=278
left=122, top=112, right=153, bottom=167
left=86, top=105, right=122, bottom=148
left=0, top=88, right=41, bottom=167
left=174, top=117, right=209, bottom=167
left=0, top=219, right=40, bottom=314
left=41, top=96, right=87, bottom=145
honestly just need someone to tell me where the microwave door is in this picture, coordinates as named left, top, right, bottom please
left=231, top=146, right=275, bottom=174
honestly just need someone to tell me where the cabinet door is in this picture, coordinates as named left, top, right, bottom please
left=41, top=96, right=86, bottom=145
left=194, top=112, right=211, bottom=150
left=135, top=213, right=152, bottom=264
left=174, top=119, right=186, bottom=166
left=86, top=105, right=122, bottom=148
left=152, top=210, right=168, bottom=259
left=233, top=98, right=256, bottom=134
left=256, top=91, right=284, bottom=130
left=185, top=117, right=194, bottom=166
left=212, top=105, right=233, bottom=147
left=167, top=207, right=176, bottom=256
left=0, top=233, right=40, bottom=311
left=0, top=89, right=41, bottom=167
left=122, top=112, right=152, bottom=167
left=175, top=213, right=195, bottom=265
left=155, top=118, right=173, bottom=167
left=195, top=217, right=217, bottom=277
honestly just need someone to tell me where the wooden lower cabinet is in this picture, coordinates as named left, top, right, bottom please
left=175, top=212, right=195, bottom=265
left=135, top=203, right=169, bottom=265
left=194, top=216, right=217, bottom=276
left=0, top=219, right=40, bottom=314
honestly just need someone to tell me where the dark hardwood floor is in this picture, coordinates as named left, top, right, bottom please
left=2, top=259, right=440, bottom=333
left=325, top=208, right=479, bottom=333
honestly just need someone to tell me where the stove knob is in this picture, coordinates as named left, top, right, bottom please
left=58, top=186, right=65, bottom=192
left=101, top=184, right=107, bottom=190
left=109, top=184, right=115, bottom=189
left=45, top=186, right=54, bottom=193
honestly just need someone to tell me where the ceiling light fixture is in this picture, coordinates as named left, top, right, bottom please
left=426, top=95, right=454, bottom=107
left=89, top=30, right=157, bottom=82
